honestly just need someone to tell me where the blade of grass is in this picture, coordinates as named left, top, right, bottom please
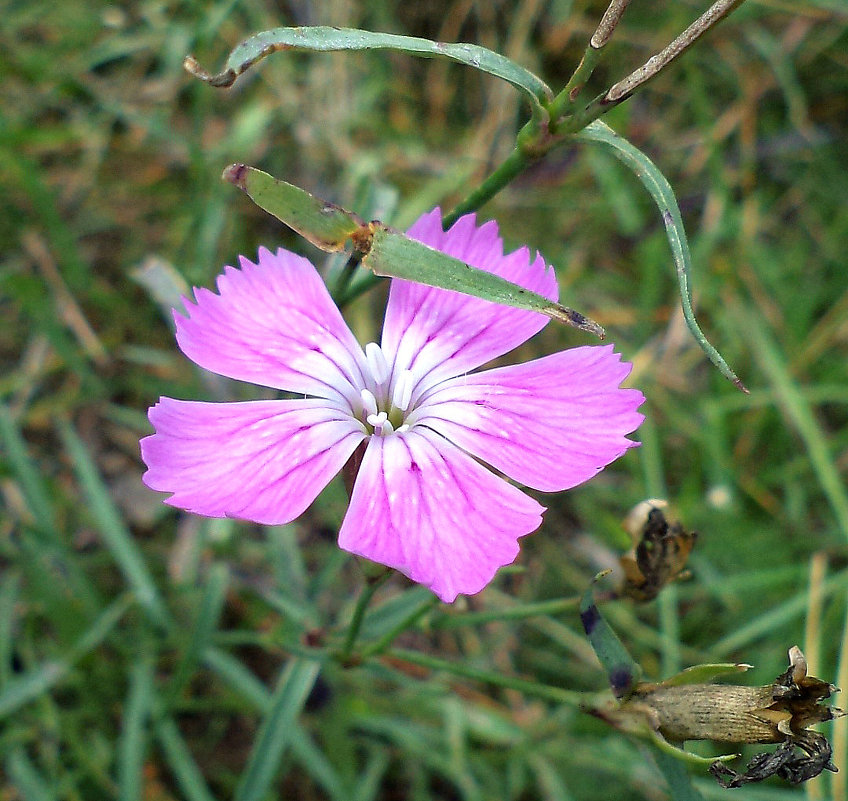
left=5, top=748, right=55, bottom=801
left=0, top=404, right=57, bottom=536
left=0, top=571, right=21, bottom=689
left=57, top=419, right=170, bottom=627
left=0, top=595, right=131, bottom=718
left=203, top=646, right=271, bottom=709
left=155, top=717, right=218, bottom=801
left=712, top=568, right=848, bottom=655
left=118, top=657, right=156, bottom=801
left=738, top=303, right=848, bottom=540
left=161, top=563, right=229, bottom=710
left=234, top=658, right=321, bottom=801
left=651, top=749, right=706, bottom=801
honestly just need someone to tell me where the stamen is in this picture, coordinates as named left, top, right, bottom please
left=392, top=369, right=415, bottom=412
left=365, top=342, right=390, bottom=385
left=366, top=411, right=393, bottom=436
left=360, top=389, right=378, bottom=417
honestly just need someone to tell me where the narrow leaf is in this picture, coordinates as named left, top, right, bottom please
left=155, top=717, right=218, bottom=801
left=225, top=164, right=604, bottom=337
left=223, top=163, right=364, bottom=251
left=658, top=662, right=751, bottom=687
left=0, top=404, right=57, bottom=535
left=118, top=658, right=156, bottom=801
left=0, top=596, right=130, bottom=718
left=575, top=120, right=747, bottom=391
left=651, top=749, right=707, bottom=801
left=234, top=658, right=321, bottom=801
left=6, top=749, right=55, bottom=801
left=186, top=26, right=552, bottom=119
left=579, top=574, right=641, bottom=698
left=58, top=420, right=170, bottom=627
left=162, top=563, right=229, bottom=710
left=364, top=225, right=603, bottom=335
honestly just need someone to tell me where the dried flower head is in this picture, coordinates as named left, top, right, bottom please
left=619, top=499, right=697, bottom=601
left=140, top=210, right=645, bottom=602
left=592, top=646, right=843, bottom=787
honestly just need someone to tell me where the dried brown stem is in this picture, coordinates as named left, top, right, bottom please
left=591, top=0, right=633, bottom=49
left=604, top=0, right=748, bottom=103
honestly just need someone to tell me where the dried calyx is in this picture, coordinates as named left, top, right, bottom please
left=597, top=645, right=843, bottom=786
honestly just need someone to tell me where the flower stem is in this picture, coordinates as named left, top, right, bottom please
left=444, top=145, right=536, bottom=228
left=384, top=647, right=584, bottom=706
left=430, top=594, right=582, bottom=630
left=360, top=596, right=441, bottom=658
left=548, top=0, right=632, bottom=122
left=339, top=568, right=393, bottom=663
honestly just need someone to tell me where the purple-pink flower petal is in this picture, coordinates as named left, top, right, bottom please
left=380, top=209, right=558, bottom=387
left=175, top=247, right=368, bottom=404
left=413, top=345, right=645, bottom=492
left=338, top=428, right=544, bottom=602
left=141, top=398, right=365, bottom=525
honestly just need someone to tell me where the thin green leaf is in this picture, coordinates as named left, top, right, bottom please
left=0, top=404, right=57, bottom=535
left=651, top=748, right=708, bottom=801
left=234, top=658, right=321, bottom=801
left=579, top=574, right=641, bottom=698
left=185, top=26, right=552, bottom=119
left=289, top=731, right=350, bottom=801
left=0, top=572, right=20, bottom=689
left=364, top=225, right=603, bottom=335
left=203, top=646, right=272, bottom=709
left=0, top=596, right=131, bottom=719
left=57, top=420, right=170, bottom=627
left=118, top=658, right=156, bottom=801
left=223, top=164, right=364, bottom=251
left=225, top=164, right=604, bottom=337
left=5, top=748, right=55, bottom=801
left=162, top=563, right=229, bottom=710
left=155, top=717, right=218, bottom=801
left=575, top=120, right=747, bottom=392
left=659, top=662, right=751, bottom=687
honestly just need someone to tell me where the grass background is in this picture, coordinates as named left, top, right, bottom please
left=2, top=0, right=848, bottom=799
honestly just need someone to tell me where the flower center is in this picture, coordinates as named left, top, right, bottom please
left=357, top=342, right=415, bottom=437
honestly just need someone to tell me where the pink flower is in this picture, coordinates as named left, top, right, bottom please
left=141, top=210, right=644, bottom=602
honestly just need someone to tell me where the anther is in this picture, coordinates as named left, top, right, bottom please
left=365, top=342, right=389, bottom=385
left=392, top=369, right=415, bottom=412
left=360, top=389, right=378, bottom=417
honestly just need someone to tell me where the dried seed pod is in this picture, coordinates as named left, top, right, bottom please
left=590, top=646, right=843, bottom=786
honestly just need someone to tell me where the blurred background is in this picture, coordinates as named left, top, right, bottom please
left=2, top=0, right=848, bottom=798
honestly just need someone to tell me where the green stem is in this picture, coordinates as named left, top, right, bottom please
left=431, top=595, right=581, bottom=630
left=444, top=144, right=537, bottom=228
left=360, top=596, right=441, bottom=658
left=331, top=252, right=362, bottom=306
left=339, top=569, right=393, bottom=662
left=384, top=648, right=584, bottom=706
left=549, top=45, right=602, bottom=123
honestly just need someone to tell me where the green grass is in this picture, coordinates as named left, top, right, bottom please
left=2, top=1, right=848, bottom=799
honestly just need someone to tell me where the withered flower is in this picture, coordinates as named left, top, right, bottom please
left=591, top=646, right=843, bottom=787
left=620, top=499, right=697, bottom=601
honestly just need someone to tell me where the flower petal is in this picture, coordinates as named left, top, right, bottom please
left=412, top=345, right=645, bottom=492
left=175, top=247, right=368, bottom=404
left=141, top=397, right=365, bottom=525
left=338, top=428, right=544, bottom=602
left=380, top=209, right=558, bottom=389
